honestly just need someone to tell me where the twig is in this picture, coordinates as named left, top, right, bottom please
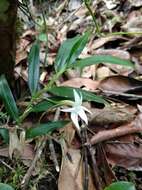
left=49, top=108, right=60, bottom=172
left=88, top=122, right=142, bottom=145
left=56, top=3, right=83, bottom=31
left=87, top=144, right=102, bottom=190
left=21, top=109, right=61, bottom=189
left=81, top=127, right=89, bottom=190
left=83, top=0, right=100, bottom=35
left=102, top=90, right=142, bottom=99
left=107, top=31, right=142, bottom=36
left=0, top=158, right=14, bottom=171
left=21, top=138, right=46, bottom=190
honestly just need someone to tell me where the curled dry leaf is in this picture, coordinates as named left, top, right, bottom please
left=9, top=129, right=24, bottom=158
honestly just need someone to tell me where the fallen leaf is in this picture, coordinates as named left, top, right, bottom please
left=91, top=36, right=125, bottom=50
left=0, top=145, right=34, bottom=160
left=60, top=78, right=99, bottom=91
left=89, top=105, right=136, bottom=127
left=99, top=75, right=142, bottom=92
left=94, top=49, right=130, bottom=60
left=96, top=66, right=111, bottom=80
left=58, top=148, right=95, bottom=190
left=104, top=142, right=142, bottom=171
left=9, top=129, right=24, bottom=158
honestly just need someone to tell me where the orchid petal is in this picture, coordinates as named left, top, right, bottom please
left=82, top=106, right=92, bottom=114
left=61, top=107, right=75, bottom=112
left=73, top=90, right=82, bottom=105
left=78, top=109, right=88, bottom=125
left=71, top=112, right=80, bottom=131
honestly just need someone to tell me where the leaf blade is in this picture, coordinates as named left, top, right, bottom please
left=26, top=121, right=69, bottom=139
left=71, top=55, right=134, bottom=69
left=0, top=75, right=19, bottom=121
left=55, top=32, right=90, bottom=72
left=0, top=183, right=15, bottom=190
left=28, top=41, right=40, bottom=95
left=48, top=86, right=107, bottom=104
left=0, top=128, right=9, bottom=143
left=104, top=181, right=136, bottom=190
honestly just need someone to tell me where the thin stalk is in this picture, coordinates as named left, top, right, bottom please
left=84, top=0, right=100, bottom=35
left=106, top=31, right=142, bottom=36
left=18, top=69, right=64, bottom=124
left=39, top=0, right=48, bottom=67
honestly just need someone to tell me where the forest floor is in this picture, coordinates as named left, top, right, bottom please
left=1, top=0, right=142, bottom=189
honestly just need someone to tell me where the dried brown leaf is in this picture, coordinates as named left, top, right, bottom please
left=0, top=145, right=34, bottom=160
left=89, top=105, right=136, bottom=127
left=60, top=78, right=99, bottom=91
left=99, top=76, right=142, bottom=92
left=58, top=149, right=95, bottom=190
left=105, top=142, right=142, bottom=171
left=91, top=36, right=125, bottom=50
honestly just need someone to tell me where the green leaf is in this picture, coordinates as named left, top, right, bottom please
left=0, top=0, right=9, bottom=12
left=32, top=99, right=57, bottom=112
left=71, top=55, right=134, bottom=69
left=38, top=33, right=48, bottom=42
left=0, top=75, right=19, bottom=121
left=54, top=31, right=90, bottom=72
left=0, top=183, right=14, bottom=190
left=26, top=121, right=69, bottom=139
left=48, top=86, right=107, bottom=104
left=104, top=181, right=136, bottom=190
left=0, top=128, right=9, bottom=143
left=28, top=41, right=40, bottom=95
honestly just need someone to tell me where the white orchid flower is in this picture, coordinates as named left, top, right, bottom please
left=61, top=90, right=92, bottom=131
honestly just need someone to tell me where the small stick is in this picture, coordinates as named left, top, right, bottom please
left=21, top=138, right=46, bottom=190
left=87, top=144, right=102, bottom=190
left=56, top=3, right=83, bottom=30
left=81, top=127, right=89, bottom=190
left=0, top=158, right=14, bottom=171
left=49, top=108, right=60, bottom=172
left=21, top=109, right=60, bottom=189
left=88, top=122, right=142, bottom=145
left=102, top=90, right=142, bottom=99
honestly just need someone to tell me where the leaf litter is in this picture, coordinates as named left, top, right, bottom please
left=1, top=0, right=142, bottom=189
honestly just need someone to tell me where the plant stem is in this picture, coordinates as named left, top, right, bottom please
left=106, top=31, right=142, bottom=36
left=84, top=0, right=100, bottom=35
left=18, top=69, right=64, bottom=124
